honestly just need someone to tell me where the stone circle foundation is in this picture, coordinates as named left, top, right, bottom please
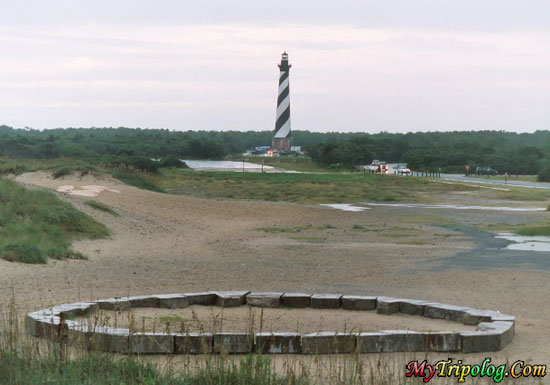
left=26, top=291, right=515, bottom=354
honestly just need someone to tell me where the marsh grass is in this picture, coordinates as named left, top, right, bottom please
left=0, top=178, right=108, bottom=264
left=515, top=225, right=550, bottom=237
left=483, top=222, right=550, bottom=237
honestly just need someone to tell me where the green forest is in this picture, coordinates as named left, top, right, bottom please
left=1, top=125, right=549, bottom=176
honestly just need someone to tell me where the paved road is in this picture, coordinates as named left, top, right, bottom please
left=440, top=174, right=550, bottom=190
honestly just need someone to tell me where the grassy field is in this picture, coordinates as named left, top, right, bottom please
left=150, top=168, right=475, bottom=204
left=0, top=178, right=109, bottom=263
left=115, top=168, right=550, bottom=203
left=5, top=156, right=550, bottom=204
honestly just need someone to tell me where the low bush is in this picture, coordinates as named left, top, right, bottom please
left=108, top=156, right=160, bottom=173
left=51, top=165, right=98, bottom=179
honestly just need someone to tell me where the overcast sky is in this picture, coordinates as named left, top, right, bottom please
left=1, top=0, right=549, bottom=133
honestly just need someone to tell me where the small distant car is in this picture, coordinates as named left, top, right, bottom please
left=476, top=166, right=498, bottom=175
left=397, top=168, right=411, bottom=175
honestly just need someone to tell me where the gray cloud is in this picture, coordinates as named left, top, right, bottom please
left=0, top=1, right=549, bottom=132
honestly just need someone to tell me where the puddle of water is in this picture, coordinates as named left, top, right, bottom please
left=320, top=204, right=370, bottom=212
left=496, top=233, right=550, bottom=252
left=181, top=160, right=300, bottom=173
left=364, top=202, right=545, bottom=212
left=182, top=160, right=274, bottom=170
left=57, top=185, right=120, bottom=197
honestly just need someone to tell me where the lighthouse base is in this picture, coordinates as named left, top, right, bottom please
left=272, top=137, right=292, bottom=152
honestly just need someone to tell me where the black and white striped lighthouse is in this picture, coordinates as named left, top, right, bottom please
left=272, top=52, right=292, bottom=152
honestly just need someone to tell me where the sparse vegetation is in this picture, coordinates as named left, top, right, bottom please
left=380, top=233, right=414, bottom=238
left=159, top=315, right=183, bottom=325
left=0, top=178, right=108, bottom=264
left=84, top=200, right=119, bottom=216
left=399, top=241, right=430, bottom=245
left=290, top=236, right=326, bottom=241
left=255, top=224, right=337, bottom=234
left=255, top=227, right=297, bottom=233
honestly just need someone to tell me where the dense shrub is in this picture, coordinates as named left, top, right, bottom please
left=160, top=156, right=186, bottom=168
left=537, top=164, right=550, bottom=182
left=2, top=125, right=550, bottom=172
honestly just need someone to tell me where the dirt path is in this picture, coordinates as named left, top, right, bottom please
left=3, top=171, right=550, bottom=367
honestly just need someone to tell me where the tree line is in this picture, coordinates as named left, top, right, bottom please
left=1, top=125, right=549, bottom=177
left=309, top=131, right=550, bottom=176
